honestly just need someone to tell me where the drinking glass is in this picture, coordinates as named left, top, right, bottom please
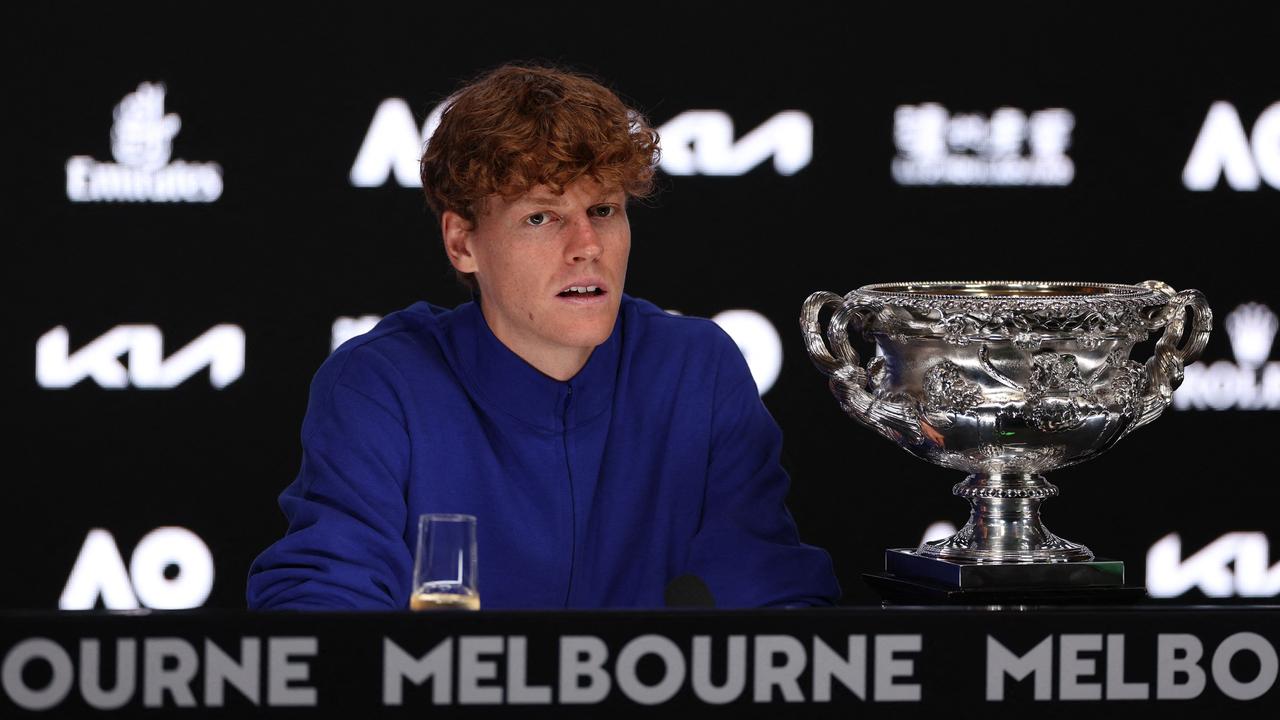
left=410, top=513, right=479, bottom=611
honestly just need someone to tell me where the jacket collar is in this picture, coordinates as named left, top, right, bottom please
left=450, top=300, right=620, bottom=432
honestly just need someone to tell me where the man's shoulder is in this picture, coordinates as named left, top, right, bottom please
left=315, top=301, right=462, bottom=394
left=333, top=301, right=448, bottom=353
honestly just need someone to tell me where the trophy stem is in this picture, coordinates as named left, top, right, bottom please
left=918, top=473, right=1094, bottom=563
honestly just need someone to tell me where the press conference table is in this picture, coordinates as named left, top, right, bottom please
left=3, top=605, right=1278, bottom=717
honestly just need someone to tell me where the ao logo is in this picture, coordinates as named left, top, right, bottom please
left=349, top=99, right=811, bottom=187
left=1147, top=533, right=1280, bottom=598
left=1174, top=303, right=1280, bottom=410
left=36, top=325, right=244, bottom=389
left=1183, top=101, right=1280, bottom=190
left=60, top=528, right=214, bottom=610
left=332, top=309, right=784, bottom=395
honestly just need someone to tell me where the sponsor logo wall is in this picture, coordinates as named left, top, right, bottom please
left=350, top=100, right=813, bottom=187
left=10, top=7, right=1278, bottom=609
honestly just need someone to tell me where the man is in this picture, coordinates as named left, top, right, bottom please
left=247, top=64, right=839, bottom=609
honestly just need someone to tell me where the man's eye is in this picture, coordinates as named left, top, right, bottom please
left=591, top=205, right=615, bottom=218
left=526, top=212, right=551, bottom=226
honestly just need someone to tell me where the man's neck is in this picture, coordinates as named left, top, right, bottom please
left=517, top=346, right=593, bottom=382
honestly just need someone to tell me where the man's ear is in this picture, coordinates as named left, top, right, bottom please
left=441, top=210, right=479, bottom=274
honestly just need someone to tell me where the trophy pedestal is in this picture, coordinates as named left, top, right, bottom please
left=864, top=549, right=1148, bottom=605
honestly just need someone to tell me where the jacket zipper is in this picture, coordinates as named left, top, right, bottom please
left=561, top=385, right=576, bottom=607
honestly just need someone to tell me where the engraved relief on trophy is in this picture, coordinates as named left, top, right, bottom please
left=1102, top=350, right=1148, bottom=417
left=922, top=360, right=982, bottom=416
left=1024, top=352, right=1096, bottom=433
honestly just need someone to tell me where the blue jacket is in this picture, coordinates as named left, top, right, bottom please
left=247, top=295, right=839, bottom=609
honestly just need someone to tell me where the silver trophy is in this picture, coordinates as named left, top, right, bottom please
left=802, top=281, right=1211, bottom=598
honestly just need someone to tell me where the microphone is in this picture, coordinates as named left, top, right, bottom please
left=664, top=574, right=716, bottom=608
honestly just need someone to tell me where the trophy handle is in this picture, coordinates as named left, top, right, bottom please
left=801, top=291, right=921, bottom=443
left=1130, top=280, right=1213, bottom=432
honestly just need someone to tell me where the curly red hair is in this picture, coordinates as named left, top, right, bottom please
left=420, top=63, right=660, bottom=290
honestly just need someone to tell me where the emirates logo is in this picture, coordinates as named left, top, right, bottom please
left=66, top=82, right=223, bottom=203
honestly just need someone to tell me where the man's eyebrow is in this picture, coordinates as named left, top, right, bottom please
left=512, top=191, right=622, bottom=208
left=513, top=194, right=567, bottom=207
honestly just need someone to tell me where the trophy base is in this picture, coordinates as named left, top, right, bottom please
left=865, top=548, right=1148, bottom=605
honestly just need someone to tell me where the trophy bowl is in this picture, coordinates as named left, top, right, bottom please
left=802, top=281, right=1211, bottom=592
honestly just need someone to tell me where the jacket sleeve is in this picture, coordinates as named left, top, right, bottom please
left=684, top=329, right=842, bottom=608
left=246, top=347, right=413, bottom=610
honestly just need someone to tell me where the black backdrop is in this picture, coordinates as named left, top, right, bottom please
left=7, top=5, right=1278, bottom=608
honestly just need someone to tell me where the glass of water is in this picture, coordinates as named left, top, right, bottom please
left=410, top=513, right=479, bottom=611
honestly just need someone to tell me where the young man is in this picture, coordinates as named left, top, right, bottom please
left=247, top=64, right=839, bottom=609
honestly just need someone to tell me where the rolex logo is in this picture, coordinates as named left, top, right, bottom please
left=1225, top=302, right=1278, bottom=369
left=1175, top=302, right=1280, bottom=411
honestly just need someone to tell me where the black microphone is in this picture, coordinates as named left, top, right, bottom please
left=664, top=574, right=716, bottom=608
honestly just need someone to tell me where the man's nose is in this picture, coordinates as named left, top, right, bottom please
left=564, top=216, right=603, bottom=262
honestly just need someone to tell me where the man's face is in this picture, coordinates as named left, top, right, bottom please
left=443, top=178, right=630, bottom=379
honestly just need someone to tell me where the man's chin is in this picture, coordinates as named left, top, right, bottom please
left=555, top=318, right=617, bottom=350
left=565, top=328, right=614, bottom=350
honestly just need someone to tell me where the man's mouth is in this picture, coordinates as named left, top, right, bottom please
left=557, top=285, right=606, bottom=298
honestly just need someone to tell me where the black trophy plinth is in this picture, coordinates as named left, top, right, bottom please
left=864, top=548, right=1149, bottom=605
